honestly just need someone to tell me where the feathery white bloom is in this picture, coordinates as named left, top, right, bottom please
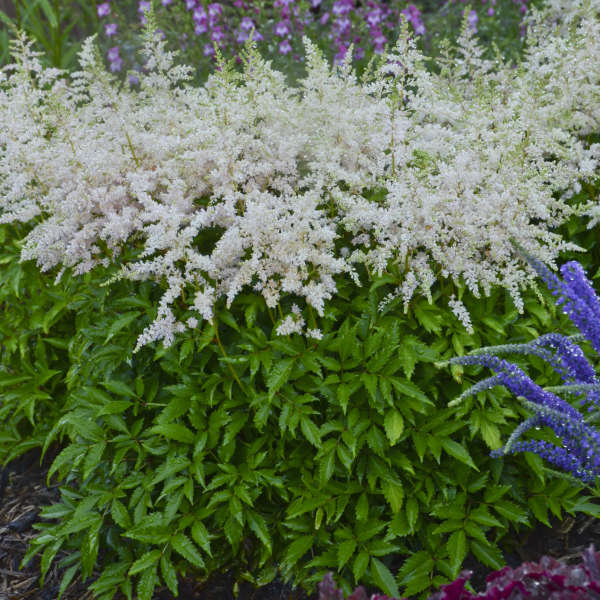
left=1, top=0, right=599, bottom=351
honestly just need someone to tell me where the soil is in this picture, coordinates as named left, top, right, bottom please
left=2, top=450, right=600, bottom=600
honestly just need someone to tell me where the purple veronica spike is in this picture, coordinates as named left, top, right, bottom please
left=558, top=261, right=600, bottom=353
left=451, top=353, right=583, bottom=421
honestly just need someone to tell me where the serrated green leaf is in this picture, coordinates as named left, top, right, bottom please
left=390, top=378, right=433, bottom=407
left=469, top=506, right=503, bottom=528
left=405, top=497, right=418, bottom=533
left=150, top=424, right=195, bottom=444
left=490, top=499, right=527, bottom=525
left=529, top=495, right=550, bottom=526
left=464, top=521, right=489, bottom=544
left=441, top=438, right=478, bottom=470
left=191, top=520, right=212, bottom=556
left=360, top=372, right=378, bottom=402
left=104, top=311, right=140, bottom=344
left=371, top=557, right=400, bottom=599
left=483, top=485, right=511, bottom=504
left=266, top=357, right=296, bottom=399
left=337, top=539, right=357, bottom=570
left=355, top=493, right=369, bottom=521
left=524, top=451, right=546, bottom=484
left=111, top=499, right=131, bottom=529
left=319, top=447, right=336, bottom=485
left=470, top=540, right=504, bottom=570
left=247, top=510, right=272, bottom=554
left=353, top=550, right=369, bottom=582
left=300, top=415, right=321, bottom=448
left=103, top=380, right=137, bottom=398
left=446, top=530, right=467, bottom=577
left=82, top=441, right=106, bottom=481
left=381, top=479, right=404, bottom=513
left=366, top=425, right=387, bottom=457
left=160, top=555, right=179, bottom=596
left=384, top=410, right=404, bottom=446
left=284, top=535, right=314, bottom=566
left=129, top=550, right=161, bottom=576
left=137, top=565, right=158, bottom=600
left=58, top=564, right=78, bottom=600
left=171, top=533, right=205, bottom=568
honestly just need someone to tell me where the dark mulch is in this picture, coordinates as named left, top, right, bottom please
left=2, top=450, right=600, bottom=600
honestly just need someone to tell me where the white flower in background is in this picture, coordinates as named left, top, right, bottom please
left=0, top=1, right=599, bottom=350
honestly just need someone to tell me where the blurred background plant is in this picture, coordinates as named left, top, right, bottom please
left=0, top=0, right=548, bottom=87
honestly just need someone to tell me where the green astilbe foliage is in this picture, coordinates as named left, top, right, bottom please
left=1, top=204, right=599, bottom=600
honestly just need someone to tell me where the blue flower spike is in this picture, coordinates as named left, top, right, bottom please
left=443, top=246, right=600, bottom=485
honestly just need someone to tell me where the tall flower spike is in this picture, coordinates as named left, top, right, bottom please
left=447, top=257, right=600, bottom=485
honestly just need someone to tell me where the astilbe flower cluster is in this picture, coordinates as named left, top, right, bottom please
left=0, top=1, right=599, bottom=352
left=446, top=250, right=600, bottom=484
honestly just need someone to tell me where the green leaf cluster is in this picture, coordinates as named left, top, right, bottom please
left=1, top=205, right=600, bottom=600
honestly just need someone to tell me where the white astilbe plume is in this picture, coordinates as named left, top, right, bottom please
left=1, top=0, right=599, bottom=350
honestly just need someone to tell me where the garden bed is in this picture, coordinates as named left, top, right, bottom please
left=2, top=449, right=599, bottom=600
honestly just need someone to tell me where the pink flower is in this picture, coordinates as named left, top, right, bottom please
left=278, top=39, right=292, bottom=54
left=211, top=26, right=225, bottom=42
left=97, top=2, right=110, bottom=17
left=207, top=3, right=222, bottom=18
left=274, top=21, right=290, bottom=37
left=240, top=16, right=255, bottom=31
left=107, top=46, right=120, bottom=62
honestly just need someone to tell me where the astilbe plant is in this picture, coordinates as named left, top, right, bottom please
left=1, top=1, right=600, bottom=354
left=444, top=246, right=600, bottom=484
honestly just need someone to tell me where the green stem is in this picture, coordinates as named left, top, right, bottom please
left=125, top=130, right=140, bottom=168
left=211, top=318, right=245, bottom=392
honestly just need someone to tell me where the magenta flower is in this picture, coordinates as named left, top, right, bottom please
left=203, top=43, right=215, bottom=57
left=138, top=0, right=151, bottom=13
left=97, top=2, right=110, bottom=17
left=207, top=3, right=222, bottom=18
left=320, top=12, right=329, bottom=25
left=467, top=9, right=479, bottom=30
left=185, top=0, right=196, bottom=9
left=106, top=46, right=120, bottom=62
left=193, top=7, right=207, bottom=24
left=488, top=7, right=495, bottom=15
left=366, top=9, right=382, bottom=27
left=278, top=39, right=292, bottom=54
left=333, top=16, right=351, bottom=36
left=211, top=26, right=225, bottom=43
left=104, top=23, right=117, bottom=36
left=162, top=0, right=172, bottom=5
left=194, top=22, right=207, bottom=35
left=239, top=16, right=255, bottom=31
left=311, top=0, right=322, bottom=6
left=274, top=21, right=290, bottom=37
left=332, top=0, right=353, bottom=16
